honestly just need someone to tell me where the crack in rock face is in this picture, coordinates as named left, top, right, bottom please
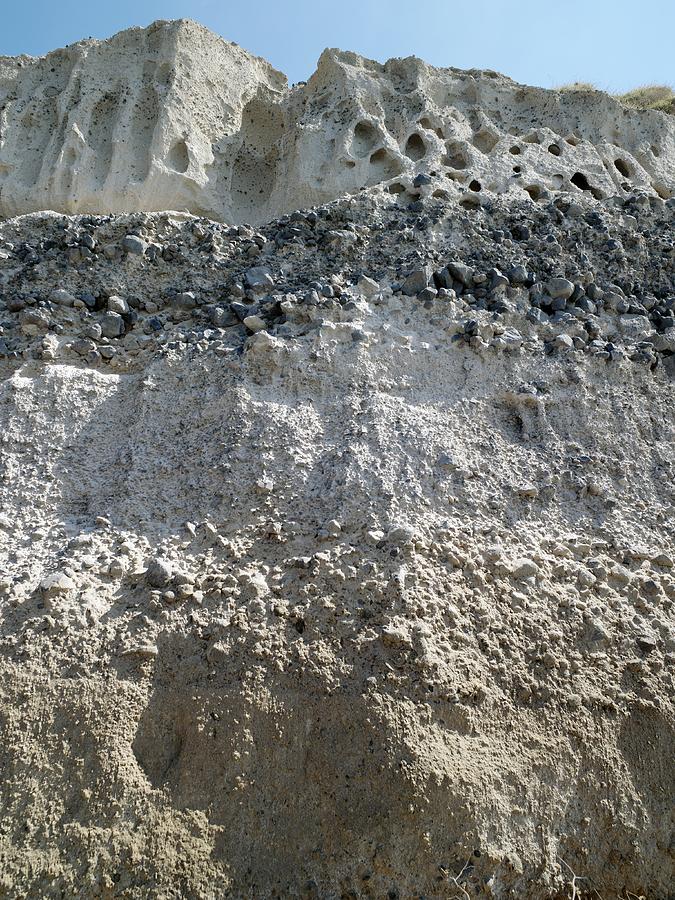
left=0, top=19, right=673, bottom=223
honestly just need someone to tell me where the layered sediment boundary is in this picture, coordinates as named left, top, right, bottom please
left=0, top=20, right=673, bottom=899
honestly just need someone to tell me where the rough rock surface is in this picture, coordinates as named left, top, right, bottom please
left=0, top=21, right=674, bottom=900
left=1, top=20, right=674, bottom=223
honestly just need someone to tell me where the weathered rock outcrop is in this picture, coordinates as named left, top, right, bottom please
left=1, top=19, right=674, bottom=223
left=0, top=19, right=673, bottom=900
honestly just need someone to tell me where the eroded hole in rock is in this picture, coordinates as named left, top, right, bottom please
left=651, top=144, right=661, bottom=157
left=571, top=172, right=591, bottom=191
left=168, top=139, right=190, bottom=174
left=352, top=121, right=379, bottom=158
left=444, top=142, right=468, bottom=169
left=523, top=132, right=541, bottom=144
left=230, top=91, right=285, bottom=221
left=509, top=146, right=521, bottom=155
left=88, top=90, right=121, bottom=187
left=460, top=194, right=481, bottom=208
left=404, top=133, right=426, bottom=161
left=342, top=159, right=356, bottom=169
left=418, top=117, right=445, bottom=139
left=652, top=181, right=672, bottom=199
left=513, top=165, right=522, bottom=173
left=524, top=184, right=542, bottom=200
left=368, top=148, right=403, bottom=181
left=129, top=61, right=161, bottom=182
left=432, top=188, right=450, bottom=199
left=548, top=143, right=561, bottom=156
left=388, top=182, right=406, bottom=194
left=571, top=171, right=604, bottom=199
left=445, top=170, right=467, bottom=183
left=473, top=128, right=499, bottom=154
left=614, top=158, right=631, bottom=177
left=469, top=179, right=482, bottom=192
left=566, top=134, right=580, bottom=146
left=133, top=709, right=185, bottom=789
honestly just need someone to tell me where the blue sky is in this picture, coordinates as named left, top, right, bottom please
left=1, top=0, right=673, bottom=93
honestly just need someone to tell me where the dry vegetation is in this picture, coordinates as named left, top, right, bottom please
left=558, top=82, right=675, bottom=114
left=619, top=85, right=675, bottom=114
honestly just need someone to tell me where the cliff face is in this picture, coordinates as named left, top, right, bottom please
left=0, top=20, right=673, bottom=900
left=0, top=20, right=286, bottom=220
left=0, top=19, right=674, bottom=223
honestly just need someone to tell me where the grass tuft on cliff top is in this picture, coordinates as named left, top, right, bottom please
left=618, top=85, right=675, bottom=114
left=557, top=82, right=675, bottom=115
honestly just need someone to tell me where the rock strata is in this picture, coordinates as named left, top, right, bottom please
left=0, top=20, right=673, bottom=900
left=1, top=19, right=673, bottom=222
